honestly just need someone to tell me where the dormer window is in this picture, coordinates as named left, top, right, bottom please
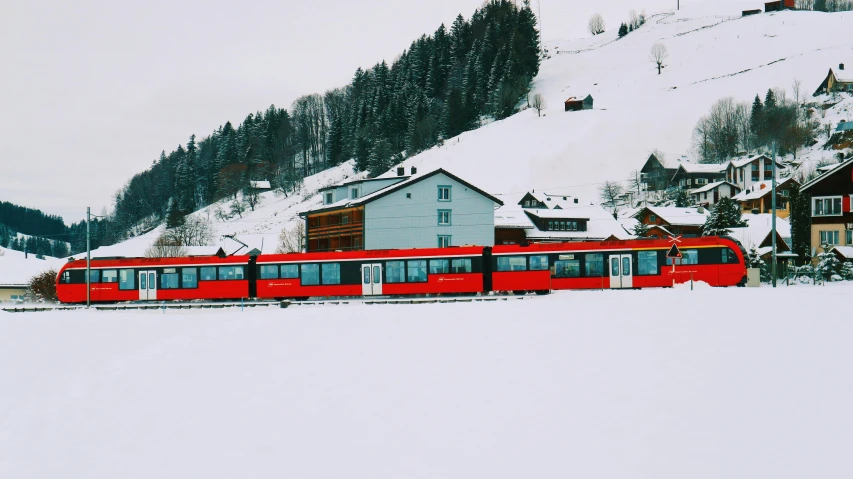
left=324, top=192, right=333, bottom=204
left=350, top=187, right=358, bottom=199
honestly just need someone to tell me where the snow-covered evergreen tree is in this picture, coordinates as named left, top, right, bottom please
left=747, top=246, right=770, bottom=282
left=816, top=251, right=841, bottom=280
left=702, top=197, right=747, bottom=236
left=632, top=221, right=649, bottom=238
left=841, top=261, right=853, bottom=280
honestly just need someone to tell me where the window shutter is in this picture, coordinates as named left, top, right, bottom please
left=844, top=195, right=851, bottom=213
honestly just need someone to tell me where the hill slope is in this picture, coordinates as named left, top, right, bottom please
left=90, top=3, right=853, bottom=256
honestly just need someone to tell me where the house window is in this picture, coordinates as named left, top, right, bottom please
left=781, top=190, right=789, bottom=197
left=324, top=192, right=333, bottom=204
left=812, top=196, right=842, bottom=216
left=649, top=214, right=657, bottom=223
left=406, top=193, right=411, bottom=199
left=751, top=163, right=759, bottom=181
left=350, top=187, right=358, bottom=199
left=847, top=230, right=852, bottom=245
left=820, top=230, right=840, bottom=246
left=437, top=185, right=451, bottom=201
left=438, top=235, right=451, bottom=248
left=548, top=221, right=554, bottom=230
left=341, top=216, right=349, bottom=225
left=438, top=210, right=451, bottom=225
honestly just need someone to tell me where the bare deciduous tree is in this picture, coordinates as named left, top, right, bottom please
left=276, top=222, right=306, bottom=253
left=28, top=269, right=57, bottom=302
left=145, top=235, right=188, bottom=258
left=599, top=181, right=625, bottom=218
left=650, top=42, right=668, bottom=75
left=164, top=215, right=214, bottom=247
left=588, top=13, right=605, bottom=35
left=627, top=170, right=643, bottom=196
left=531, top=93, right=546, bottom=117
left=243, top=186, right=262, bottom=212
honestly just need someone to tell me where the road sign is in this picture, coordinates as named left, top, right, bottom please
left=667, top=234, right=682, bottom=243
left=667, top=243, right=682, bottom=259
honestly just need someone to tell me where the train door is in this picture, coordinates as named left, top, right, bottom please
left=139, top=270, right=157, bottom=300
left=608, top=254, right=633, bottom=289
left=361, top=263, right=383, bottom=296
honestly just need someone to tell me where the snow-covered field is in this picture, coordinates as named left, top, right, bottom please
left=3, top=283, right=852, bottom=479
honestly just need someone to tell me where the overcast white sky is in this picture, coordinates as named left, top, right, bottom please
left=1, top=0, right=690, bottom=223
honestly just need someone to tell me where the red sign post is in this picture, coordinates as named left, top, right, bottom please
left=667, top=235, right=683, bottom=287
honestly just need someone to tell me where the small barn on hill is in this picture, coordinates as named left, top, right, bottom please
left=564, top=94, right=593, bottom=111
left=813, top=65, right=853, bottom=96
left=764, top=0, right=795, bottom=12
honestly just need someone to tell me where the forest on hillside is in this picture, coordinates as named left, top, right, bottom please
left=105, top=0, right=540, bottom=247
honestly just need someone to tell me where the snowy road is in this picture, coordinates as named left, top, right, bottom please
left=2, top=284, right=852, bottom=478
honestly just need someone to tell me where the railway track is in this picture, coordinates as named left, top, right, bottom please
left=2, top=295, right=530, bottom=314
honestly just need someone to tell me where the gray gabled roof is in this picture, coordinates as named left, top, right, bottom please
left=801, top=156, right=853, bottom=192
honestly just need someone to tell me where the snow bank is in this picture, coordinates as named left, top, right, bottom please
left=2, top=283, right=853, bottom=478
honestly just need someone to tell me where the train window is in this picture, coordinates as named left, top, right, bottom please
left=182, top=268, right=198, bottom=288
left=101, top=270, right=118, bottom=283
left=451, top=258, right=472, bottom=273
left=260, top=265, right=279, bottom=279
left=89, top=270, right=100, bottom=284
left=407, top=260, right=427, bottom=282
left=322, top=263, right=341, bottom=285
left=373, top=265, right=380, bottom=284
left=161, top=273, right=180, bottom=289
left=585, top=254, right=604, bottom=277
left=363, top=267, right=370, bottom=284
left=638, top=251, right=658, bottom=275
left=554, top=260, right=580, bottom=278
left=667, top=249, right=698, bottom=265
left=529, top=255, right=549, bottom=271
left=281, top=264, right=299, bottom=279
left=497, top=256, right=527, bottom=272
left=61, top=271, right=71, bottom=284
left=119, top=270, right=135, bottom=290
left=301, top=264, right=320, bottom=285
left=722, top=248, right=739, bottom=264
left=429, top=259, right=449, bottom=274
left=386, top=261, right=405, bottom=283
left=200, top=267, right=217, bottom=281
left=219, top=266, right=245, bottom=280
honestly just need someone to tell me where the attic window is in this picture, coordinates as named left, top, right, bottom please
left=406, top=193, right=412, bottom=199
left=324, top=192, right=333, bottom=204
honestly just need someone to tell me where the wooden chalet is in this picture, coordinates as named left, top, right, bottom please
left=564, top=94, right=593, bottom=111
left=814, top=64, right=853, bottom=96
left=633, top=206, right=710, bottom=238
left=800, top=156, right=853, bottom=256
left=670, top=162, right=726, bottom=189
left=639, top=153, right=679, bottom=192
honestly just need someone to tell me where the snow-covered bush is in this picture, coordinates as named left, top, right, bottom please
left=816, top=252, right=841, bottom=280
left=841, top=261, right=853, bottom=280
left=747, top=246, right=770, bottom=282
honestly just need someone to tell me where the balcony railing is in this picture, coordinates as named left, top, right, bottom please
left=308, top=222, right=364, bottom=238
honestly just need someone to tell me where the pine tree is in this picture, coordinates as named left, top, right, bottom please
left=618, top=23, right=629, bottom=38
left=702, top=197, right=747, bottom=236
left=750, top=94, right=764, bottom=148
left=788, top=182, right=811, bottom=264
left=673, top=189, right=691, bottom=207
left=632, top=220, right=650, bottom=238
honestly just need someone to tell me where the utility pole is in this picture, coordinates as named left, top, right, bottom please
left=771, top=143, right=778, bottom=287
left=86, top=207, right=91, bottom=307
left=538, top=0, right=543, bottom=56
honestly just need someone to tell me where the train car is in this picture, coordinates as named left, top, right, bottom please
left=255, top=246, right=486, bottom=300
left=490, top=236, right=747, bottom=293
left=56, top=255, right=252, bottom=304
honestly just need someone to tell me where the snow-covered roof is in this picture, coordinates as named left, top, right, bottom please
left=634, top=206, right=709, bottom=226
left=494, top=208, right=534, bottom=229
left=830, top=246, right=853, bottom=259
left=728, top=154, right=781, bottom=168
left=728, top=214, right=791, bottom=251
left=802, top=156, right=853, bottom=191
left=676, top=163, right=726, bottom=174
left=524, top=208, right=592, bottom=220
left=731, top=177, right=796, bottom=201
left=526, top=215, right=635, bottom=242
left=300, top=168, right=503, bottom=215
left=817, top=163, right=841, bottom=172
left=690, top=181, right=735, bottom=194
left=249, top=180, right=271, bottom=190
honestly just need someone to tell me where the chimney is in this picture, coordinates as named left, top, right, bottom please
left=574, top=198, right=579, bottom=204
left=396, top=167, right=404, bottom=176
left=840, top=63, right=845, bottom=71
left=410, top=166, right=417, bottom=175
left=760, top=183, right=766, bottom=190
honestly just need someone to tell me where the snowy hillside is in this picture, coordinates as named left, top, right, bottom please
left=86, top=3, right=853, bottom=256
left=0, top=247, right=63, bottom=286
left=3, top=284, right=853, bottom=478
left=392, top=4, right=853, bottom=199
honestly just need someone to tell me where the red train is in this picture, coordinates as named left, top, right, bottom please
left=56, top=236, right=747, bottom=304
